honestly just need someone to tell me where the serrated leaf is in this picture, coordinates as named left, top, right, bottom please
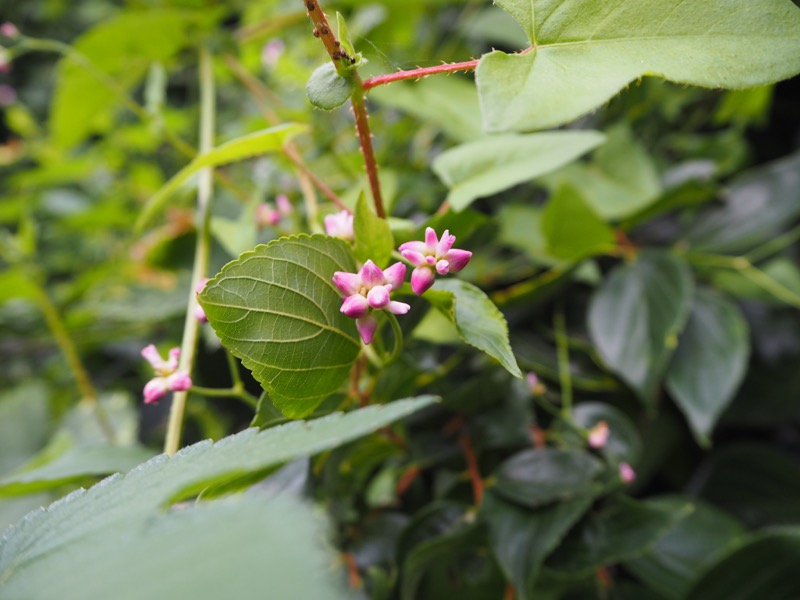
left=684, top=529, right=800, bottom=600
left=483, top=492, right=593, bottom=600
left=432, top=131, right=605, bottom=211
left=625, top=497, right=745, bottom=600
left=51, top=10, right=218, bottom=148
left=425, top=279, right=522, bottom=377
left=493, top=448, right=604, bottom=508
left=199, top=235, right=361, bottom=418
left=354, top=193, right=393, bottom=267
left=0, top=396, right=437, bottom=593
left=546, top=496, right=692, bottom=575
left=541, top=184, right=615, bottom=260
left=666, top=289, right=750, bottom=446
left=588, top=250, right=694, bottom=406
left=306, top=62, right=355, bottom=110
left=477, top=0, right=800, bottom=132
left=137, top=123, right=306, bottom=229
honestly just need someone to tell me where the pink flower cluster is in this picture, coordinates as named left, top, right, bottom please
left=332, top=227, right=472, bottom=344
left=141, top=344, right=192, bottom=404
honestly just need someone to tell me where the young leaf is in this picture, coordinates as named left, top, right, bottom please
left=425, top=279, right=522, bottom=378
left=541, top=184, right=615, bottom=260
left=306, top=62, right=355, bottom=110
left=199, top=235, right=362, bottom=418
left=136, top=123, right=306, bottom=229
left=431, top=131, right=605, bottom=211
left=0, top=396, right=438, bottom=590
left=477, top=0, right=800, bottom=132
left=354, top=192, right=393, bottom=267
left=335, top=12, right=360, bottom=65
left=666, top=289, right=750, bottom=446
left=588, top=250, right=694, bottom=407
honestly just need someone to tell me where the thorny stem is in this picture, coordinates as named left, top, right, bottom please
left=362, top=59, right=480, bottom=91
left=30, top=279, right=116, bottom=442
left=164, top=47, right=215, bottom=456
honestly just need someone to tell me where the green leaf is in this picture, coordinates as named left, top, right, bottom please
left=665, top=289, right=750, bottom=445
left=682, top=151, right=800, bottom=254
left=0, top=396, right=437, bottom=591
left=2, top=493, right=352, bottom=600
left=483, top=491, right=593, bottom=600
left=541, top=184, right=615, bottom=260
left=425, top=279, right=522, bottom=378
left=540, top=123, right=662, bottom=220
left=370, top=77, right=484, bottom=143
left=546, top=496, right=692, bottom=575
left=335, top=12, right=361, bottom=66
left=492, top=448, right=603, bottom=508
left=137, top=123, right=306, bottom=230
left=354, top=193, right=393, bottom=267
left=625, top=497, right=745, bottom=600
left=431, top=131, right=605, bottom=211
left=51, top=9, right=217, bottom=148
left=306, top=62, right=355, bottom=110
left=588, top=250, right=694, bottom=406
left=477, top=0, right=800, bottom=132
left=497, top=204, right=551, bottom=263
left=199, top=235, right=362, bottom=418
left=685, top=529, right=800, bottom=600
left=569, top=402, right=643, bottom=466
left=0, top=383, right=50, bottom=476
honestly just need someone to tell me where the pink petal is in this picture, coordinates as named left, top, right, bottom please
left=436, top=259, right=450, bottom=275
left=367, top=285, right=391, bottom=310
left=388, top=300, right=411, bottom=315
left=410, top=267, right=435, bottom=296
left=324, top=210, right=354, bottom=240
left=619, top=463, right=636, bottom=483
left=400, top=248, right=428, bottom=267
left=359, top=260, right=385, bottom=289
left=382, top=262, right=407, bottom=290
left=195, top=278, right=210, bottom=295
left=276, top=194, right=293, bottom=216
left=168, top=370, right=193, bottom=392
left=332, top=271, right=362, bottom=296
left=398, top=240, right=427, bottom=255
left=436, top=230, right=456, bottom=257
left=424, top=227, right=439, bottom=253
left=444, top=249, right=472, bottom=272
left=167, top=347, right=181, bottom=371
left=143, top=378, right=169, bottom=404
left=194, top=305, right=208, bottom=323
left=341, top=294, right=370, bottom=318
left=141, top=344, right=166, bottom=371
left=356, top=315, right=378, bottom=345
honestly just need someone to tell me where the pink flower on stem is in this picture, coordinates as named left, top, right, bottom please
left=333, top=260, right=410, bottom=344
left=141, top=344, right=192, bottom=404
left=619, top=462, right=636, bottom=484
left=0, top=22, right=18, bottom=39
left=587, top=421, right=610, bottom=449
left=255, top=203, right=281, bottom=228
left=324, top=210, right=354, bottom=241
left=399, top=227, right=472, bottom=295
left=194, top=278, right=210, bottom=323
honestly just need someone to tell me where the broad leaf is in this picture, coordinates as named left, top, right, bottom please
left=483, top=491, right=592, bottom=600
left=588, top=250, right=694, bottom=406
left=51, top=9, right=218, bottom=147
left=546, top=496, right=692, bottom=575
left=306, top=62, right=355, bottom=110
left=431, top=131, right=605, bottom=211
left=492, top=448, right=603, bottom=508
left=625, top=497, right=744, bottom=600
left=199, top=235, right=362, bottom=418
left=0, top=397, right=437, bottom=586
left=0, top=383, right=50, bottom=476
left=666, top=289, right=750, bottom=446
left=354, top=193, right=393, bottom=267
left=685, top=529, right=800, bottom=600
left=425, top=279, right=522, bottom=378
left=477, top=0, right=800, bottom=131
left=136, top=123, right=306, bottom=229
left=541, top=184, right=615, bottom=260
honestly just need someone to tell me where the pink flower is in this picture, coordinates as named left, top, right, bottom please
left=0, top=22, right=18, bottom=38
left=141, top=344, right=192, bottom=404
left=255, top=203, right=281, bottom=228
left=587, top=421, right=610, bottom=449
left=276, top=194, right=293, bottom=217
left=619, top=462, right=636, bottom=484
left=332, top=260, right=410, bottom=344
left=324, top=210, right=354, bottom=241
left=261, top=38, right=284, bottom=69
left=194, top=278, right=209, bottom=323
left=399, top=227, right=472, bottom=295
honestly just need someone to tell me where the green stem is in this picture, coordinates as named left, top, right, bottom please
left=225, top=348, right=243, bottom=389
left=384, top=313, right=404, bottom=365
left=553, top=304, right=573, bottom=417
left=164, top=47, right=216, bottom=456
left=30, top=279, right=115, bottom=442
left=189, top=386, right=259, bottom=409
left=745, top=223, right=800, bottom=264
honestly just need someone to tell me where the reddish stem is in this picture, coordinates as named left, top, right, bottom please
left=303, top=0, right=353, bottom=74
left=529, top=424, right=547, bottom=448
left=395, top=464, right=421, bottom=495
left=351, top=86, right=386, bottom=218
left=362, top=59, right=480, bottom=91
left=504, top=583, right=517, bottom=600
left=342, top=552, right=363, bottom=589
left=459, top=432, right=484, bottom=507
